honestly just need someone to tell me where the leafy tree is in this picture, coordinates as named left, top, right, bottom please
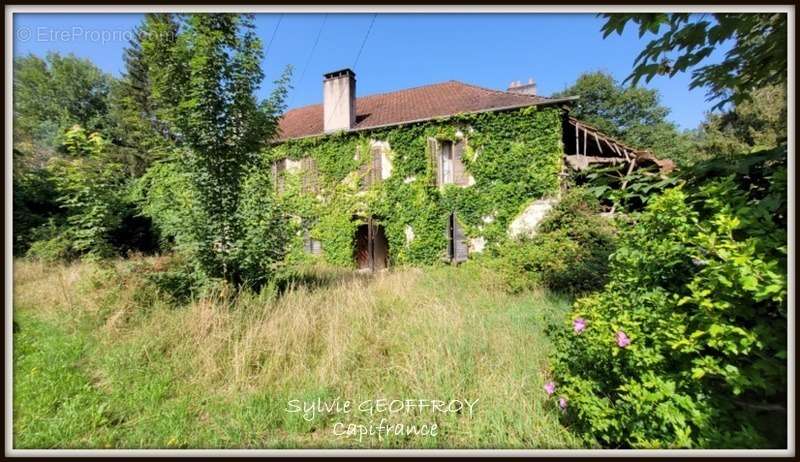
left=690, top=84, right=787, bottom=164
left=601, top=13, right=787, bottom=109
left=44, top=126, right=127, bottom=258
left=139, top=13, right=290, bottom=284
left=106, top=15, right=178, bottom=177
left=554, top=71, right=694, bottom=161
left=13, top=53, right=112, bottom=166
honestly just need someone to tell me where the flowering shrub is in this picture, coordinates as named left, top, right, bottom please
left=549, top=151, right=787, bottom=448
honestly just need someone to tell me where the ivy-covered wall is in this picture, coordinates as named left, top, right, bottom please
left=265, top=106, right=564, bottom=267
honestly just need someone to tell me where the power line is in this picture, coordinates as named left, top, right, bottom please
left=324, top=14, right=378, bottom=129
left=264, top=14, right=283, bottom=58
left=291, top=13, right=328, bottom=107
left=352, top=14, right=377, bottom=70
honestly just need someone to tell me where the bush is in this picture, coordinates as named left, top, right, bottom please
left=26, top=230, right=76, bottom=262
left=495, top=189, right=617, bottom=294
left=46, top=126, right=128, bottom=258
left=548, top=151, right=787, bottom=448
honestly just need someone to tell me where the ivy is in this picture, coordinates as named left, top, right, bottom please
left=266, top=106, right=564, bottom=267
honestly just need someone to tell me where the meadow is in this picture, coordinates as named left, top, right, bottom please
left=12, top=256, right=582, bottom=449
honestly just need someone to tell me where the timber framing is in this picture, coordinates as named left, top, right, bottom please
left=564, top=116, right=675, bottom=173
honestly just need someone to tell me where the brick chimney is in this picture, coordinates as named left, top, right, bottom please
left=507, top=78, right=537, bottom=96
left=323, top=68, right=356, bottom=133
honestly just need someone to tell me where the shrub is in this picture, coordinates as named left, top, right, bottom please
left=46, top=126, right=128, bottom=258
left=495, top=189, right=617, bottom=294
left=548, top=151, right=787, bottom=448
left=26, top=228, right=76, bottom=262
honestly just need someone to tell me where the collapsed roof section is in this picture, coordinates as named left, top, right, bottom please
left=563, top=116, right=675, bottom=173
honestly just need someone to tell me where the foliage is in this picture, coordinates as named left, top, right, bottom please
left=688, top=84, right=787, bottom=166
left=44, top=126, right=128, bottom=259
left=25, top=223, right=77, bottom=262
left=549, top=150, right=787, bottom=448
left=494, top=189, right=617, bottom=294
left=131, top=157, right=199, bottom=253
left=13, top=52, right=112, bottom=165
left=573, top=163, right=680, bottom=213
left=601, top=13, right=787, bottom=109
left=105, top=16, right=177, bottom=177
left=12, top=156, right=65, bottom=256
left=268, top=106, right=564, bottom=266
left=553, top=71, right=694, bottom=161
left=234, top=166, right=291, bottom=287
left=140, top=13, right=291, bottom=284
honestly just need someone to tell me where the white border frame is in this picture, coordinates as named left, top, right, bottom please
left=4, top=4, right=795, bottom=458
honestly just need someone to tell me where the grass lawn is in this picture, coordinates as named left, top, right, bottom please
left=12, top=257, right=581, bottom=449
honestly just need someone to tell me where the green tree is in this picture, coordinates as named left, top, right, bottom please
left=44, top=126, right=127, bottom=258
left=106, top=15, right=178, bottom=177
left=691, top=84, right=787, bottom=164
left=13, top=52, right=112, bottom=166
left=140, top=13, right=290, bottom=284
left=554, top=71, right=694, bottom=162
left=601, top=13, right=787, bottom=109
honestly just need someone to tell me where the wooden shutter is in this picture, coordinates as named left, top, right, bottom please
left=357, top=145, right=370, bottom=190
left=453, top=140, right=468, bottom=186
left=427, top=137, right=439, bottom=186
left=453, top=215, right=469, bottom=263
left=273, top=159, right=286, bottom=194
left=371, top=143, right=382, bottom=185
left=301, top=157, right=319, bottom=194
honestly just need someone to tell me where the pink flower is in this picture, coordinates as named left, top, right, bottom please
left=573, top=317, right=587, bottom=334
left=544, top=381, right=556, bottom=396
left=558, top=397, right=568, bottom=410
left=616, top=331, right=631, bottom=348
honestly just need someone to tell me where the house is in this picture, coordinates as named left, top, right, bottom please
left=271, top=69, right=665, bottom=271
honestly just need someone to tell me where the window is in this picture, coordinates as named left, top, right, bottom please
left=439, top=140, right=454, bottom=185
left=433, top=139, right=468, bottom=187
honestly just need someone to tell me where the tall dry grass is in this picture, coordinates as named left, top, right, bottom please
left=13, top=256, right=581, bottom=448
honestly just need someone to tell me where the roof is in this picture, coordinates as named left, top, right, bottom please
left=276, top=80, right=576, bottom=141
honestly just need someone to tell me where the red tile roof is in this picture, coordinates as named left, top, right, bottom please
left=276, top=80, right=573, bottom=141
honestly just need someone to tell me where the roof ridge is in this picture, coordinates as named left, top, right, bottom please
left=454, top=79, right=545, bottom=100
left=283, top=80, right=518, bottom=114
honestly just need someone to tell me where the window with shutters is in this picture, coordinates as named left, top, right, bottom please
left=435, top=139, right=468, bottom=187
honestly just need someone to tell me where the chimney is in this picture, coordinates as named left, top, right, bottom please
left=507, top=77, right=537, bottom=96
left=323, top=68, right=356, bottom=133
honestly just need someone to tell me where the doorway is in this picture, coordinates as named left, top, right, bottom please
left=354, top=218, right=389, bottom=271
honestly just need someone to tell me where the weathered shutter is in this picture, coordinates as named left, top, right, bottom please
left=303, top=229, right=312, bottom=253
left=301, top=157, right=319, bottom=194
left=444, top=214, right=454, bottom=262
left=371, top=143, right=382, bottom=185
left=311, top=239, right=322, bottom=256
left=452, top=215, right=469, bottom=263
left=453, top=140, right=468, bottom=186
left=357, top=145, right=370, bottom=190
left=273, top=159, right=286, bottom=194
left=427, top=137, right=439, bottom=186
left=271, top=162, right=278, bottom=193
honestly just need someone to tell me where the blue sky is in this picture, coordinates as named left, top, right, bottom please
left=13, top=13, right=730, bottom=130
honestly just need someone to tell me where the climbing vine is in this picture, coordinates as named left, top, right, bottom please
left=264, top=106, right=564, bottom=267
